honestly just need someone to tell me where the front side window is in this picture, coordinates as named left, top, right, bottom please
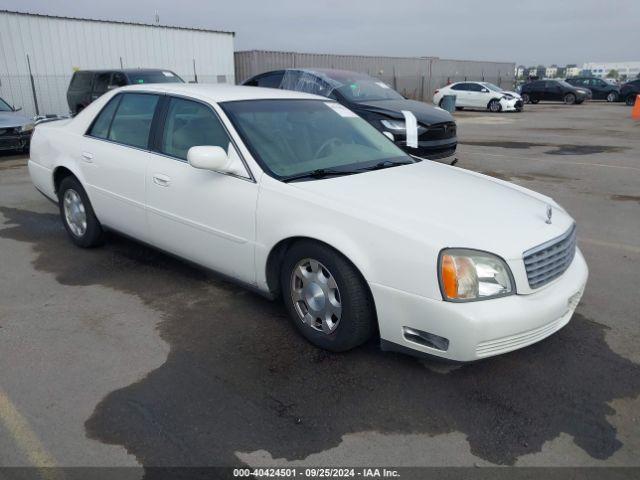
left=107, top=93, right=159, bottom=148
left=222, top=99, right=410, bottom=179
left=468, top=83, right=484, bottom=92
left=160, top=97, right=231, bottom=160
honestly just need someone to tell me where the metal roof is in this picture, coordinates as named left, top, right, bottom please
left=0, top=9, right=235, bottom=36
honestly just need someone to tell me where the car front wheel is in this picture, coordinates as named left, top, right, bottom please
left=564, top=93, right=576, bottom=104
left=606, top=92, right=618, bottom=102
left=521, top=93, right=530, bottom=103
left=280, top=240, right=375, bottom=352
left=626, top=95, right=637, bottom=106
left=488, top=99, right=502, bottom=112
left=58, top=176, right=104, bottom=248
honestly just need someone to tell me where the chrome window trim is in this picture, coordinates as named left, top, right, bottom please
left=82, top=90, right=257, bottom=184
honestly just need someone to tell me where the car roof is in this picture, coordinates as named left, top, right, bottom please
left=116, top=83, right=326, bottom=102
left=74, top=69, right=177, bottom=74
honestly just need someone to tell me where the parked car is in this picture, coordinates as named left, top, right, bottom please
left=565, top=77, right=621, bottom=102
left=520, top=80, right=589, bottom=104
left=0, top=96, right=34, bottom=153
left=243, top=68, right=457, bottom=160
left=67, top=69, right=184, bottom=115
left=433, top=81, right=523, bottom=112
left=620, top=79, right=640, bottom=106
left=28, top=84, right=588, bottom=362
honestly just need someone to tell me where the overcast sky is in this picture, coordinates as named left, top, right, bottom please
left=1, top=0, right=638, bottom=66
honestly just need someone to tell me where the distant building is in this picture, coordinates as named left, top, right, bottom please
left=565, top=65, right=581, bottom=77
left=545, top=65, right=558, bottom=78
left=516, top=65, right=526, bottom=78
left=582, top=61, right=640, bottom=79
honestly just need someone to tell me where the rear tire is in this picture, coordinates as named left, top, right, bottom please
left=521, top=93, right=530, bottom=104
left=58, top=176, right=104, bottom=248
left=626, top=95, right=637, bottom=106
left=488, top=99, right=502, bottom=112
left=564, top=93, right=576, bottom=105
left=280, top=240, right=375, bottom=352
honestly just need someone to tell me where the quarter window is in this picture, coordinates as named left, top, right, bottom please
left=108, top=93, right=159, bottom=149
left=88, top=95, right=121, bottom=139
left=160, top=97, right=231, bottom=160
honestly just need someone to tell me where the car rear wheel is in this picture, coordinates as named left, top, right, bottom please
left=488, top=99, right=502, bottom=112
left=58, top=176, right=104, bottom=248
left=564, top=93, right=576, bottom=105
left=606, top=92, right=618, bottom=102
left=521, top=93, right=530, bottom=103
left=626, top=95, right=637, bottom=106
left=280, top=240, right=375, bottom=352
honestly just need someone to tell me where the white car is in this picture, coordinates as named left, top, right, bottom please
left=28, top=84, right=588, bottom=362
left=434, top=82, right=523, bottom=112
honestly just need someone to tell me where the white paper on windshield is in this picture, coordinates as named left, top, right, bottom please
left=324, top=102, right=358, bottom=118
left=376, top=82, right=390, bottom=89
left=162, top=71, right=174, bottom=77
left=402, top=110, right=418, bottom=148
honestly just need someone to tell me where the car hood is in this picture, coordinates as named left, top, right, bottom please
left=290, top=161, right=574, bottom=260
left=0, top=111, right=32, bottom=128
left=502, top=90, right=522, bottom=100
left=351, top=99, right=454, bottom=125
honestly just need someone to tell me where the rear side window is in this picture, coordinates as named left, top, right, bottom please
left=126, top=71, right=184, bottom=84
left=70, top=72, right=92, bottom=90
left=160, top=97, right=231, bottom=160
left=88, top=95, right=121, bottom=139
left=256, top=72, right=284, bottom=88
left=107, top=93, right=159, bottom=148
left=93, top=73, right=112, bottom=95
left=451, top=83, right=468, bottom=91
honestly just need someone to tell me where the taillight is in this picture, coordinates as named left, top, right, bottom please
left=434, top=89, right=440, bottom=95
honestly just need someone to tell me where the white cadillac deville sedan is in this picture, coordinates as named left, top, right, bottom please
left=28, top=84, right=588, bottom=362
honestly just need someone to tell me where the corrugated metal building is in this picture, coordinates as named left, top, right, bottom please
left=0, top=10, right=235, bottom=117
left=235, top=50, right=515, bottom=103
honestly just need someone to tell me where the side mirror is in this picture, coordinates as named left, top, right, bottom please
left=481, top=88, right=489, bottom=93
left=187, top=146, right=231, bottom=173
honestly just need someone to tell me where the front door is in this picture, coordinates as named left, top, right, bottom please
left=145, top=96, right=258, bottom=284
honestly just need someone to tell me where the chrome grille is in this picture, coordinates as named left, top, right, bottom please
left=523, top=224, right=577, bottom=289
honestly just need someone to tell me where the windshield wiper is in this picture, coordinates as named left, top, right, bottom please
left=362, top=159, right=417, bottom=171
left=281, top=168, right=361, bottom=183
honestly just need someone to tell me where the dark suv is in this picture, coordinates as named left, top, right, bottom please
left=565, top=77, right=620, bottom=102
left=243, top=68, right=457, bottom=160
left=620, top=79, right=640, bottom=106
left=67, top=69, right=184, bottom=115
left=520, top=80, right=589, bottom=105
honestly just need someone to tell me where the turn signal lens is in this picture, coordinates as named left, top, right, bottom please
left=439, top=249, right=514, bottom=302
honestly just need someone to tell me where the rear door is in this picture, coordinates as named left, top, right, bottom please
left=145, top=96, right=258, bottom=284
left=80, top=92, right=160, bottom=240
left=450, top=83, right=471, bottom=107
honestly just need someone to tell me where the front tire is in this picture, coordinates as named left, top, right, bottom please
left=626, top=95, right=637, bottom=106
left=606, top=91, right=618, bottom=102
left=280, top=241, right=375, bottom=352
left=564, top=93, right=576, bottom=104
left=58, top=176, right=104, bottom=248
left=521, top=93, right=530, bottom=103
left=488, top=99, right=502, bottom=112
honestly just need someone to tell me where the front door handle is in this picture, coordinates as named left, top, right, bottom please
left=81, top=152, right=94, bottom=163
left=152, top=174, right=171, bottom=187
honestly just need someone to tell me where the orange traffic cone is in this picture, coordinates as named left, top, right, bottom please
left=632, top=95, right=640, bottom=120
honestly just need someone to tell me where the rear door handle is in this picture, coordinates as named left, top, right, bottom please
left=81, top=152, right=94, bottom=163
left=152, top=174, right=171, bottom=187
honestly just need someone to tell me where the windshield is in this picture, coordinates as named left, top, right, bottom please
left=0, top=97, right=12, bottom=111
left=221, top=99, right=411, bottom=179
left=319, top=71, right=404, bottom=102
left=127, top=71, right=184, bottom=84
left=482, top=82, right=503, bottom=92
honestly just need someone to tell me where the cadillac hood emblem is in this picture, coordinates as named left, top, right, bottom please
left=546, top=205, right=553, bottom=224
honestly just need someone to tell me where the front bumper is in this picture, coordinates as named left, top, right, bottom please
left=397, top=137, right=457, bottom=160
left=0, top=129, right=32, bottom=151
left=500, top=98, right=522, bottom=112
left=373, top=248, right=588, bottom=362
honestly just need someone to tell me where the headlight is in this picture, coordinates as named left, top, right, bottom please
left=439, top=249, right=514, bottom=301
left=381, top=119, right=406, bottom=131
left=380, top=119, right=427, bottom=134
left=20, top=123, right=35, bottom=133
